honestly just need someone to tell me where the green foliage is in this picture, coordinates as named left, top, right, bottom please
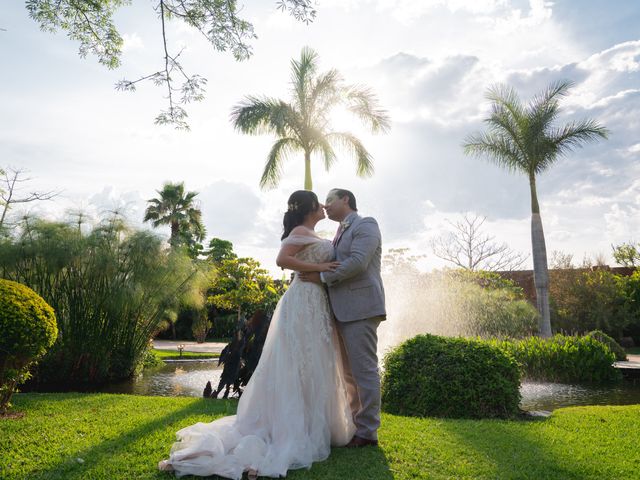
left=208, top=257, right=284, bottom=321
left=612, top=242, right=640, bottom=267
left=587, top=330, right=627, bottom=361
left=0, top=279, right=57, bottom=413
left=490, top=334, right=621, bottom=384
left=206, top=238, right=237, bottom=264
left=0, top=216, right=202, bottom=386
left=622, top=269, right=640, bottom=342
left=550, top=268, right=631, bottom=339
left=382, top=334, right=521, bottom=419
left=143, top=182, right=205, bottom=258
left=448, top=269, right=525, bottom=298
left=191, top=309, right=212, bottom=343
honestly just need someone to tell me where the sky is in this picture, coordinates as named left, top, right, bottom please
left=1, top=0, right=639, bottom=275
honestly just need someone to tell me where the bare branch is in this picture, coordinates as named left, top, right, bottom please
left=430, top=213, right=528, bottom=272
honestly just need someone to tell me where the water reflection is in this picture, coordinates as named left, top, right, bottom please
left=520, top=381, right=640, bottom=411
left=101, top=360, right=223, bottom=397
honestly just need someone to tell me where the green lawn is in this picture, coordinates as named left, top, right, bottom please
left=626, top=347, right=640, bottom=355
left=152, top=349, right=220, bottom=360
left=2, top=393, right=639, bottom=479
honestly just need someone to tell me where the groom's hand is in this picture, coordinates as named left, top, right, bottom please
left=298, top=272, right=322, bottom=284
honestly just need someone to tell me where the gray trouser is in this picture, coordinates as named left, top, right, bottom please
left=336, top=317, right=382, bottom=441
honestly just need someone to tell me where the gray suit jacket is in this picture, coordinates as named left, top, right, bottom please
left=323, top=213, right=386, bottom=322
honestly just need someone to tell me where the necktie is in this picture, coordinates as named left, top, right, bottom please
left=332, top=224, right=344, bottom=246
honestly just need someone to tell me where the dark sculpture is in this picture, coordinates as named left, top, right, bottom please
left=208, top=310, right=271, bottom=399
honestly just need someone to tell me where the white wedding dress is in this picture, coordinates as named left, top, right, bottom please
left=160, top=235, right=356, bottom=479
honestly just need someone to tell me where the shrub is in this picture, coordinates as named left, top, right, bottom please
left=550, top=268, right=630, bottom=339
left=587, top=330, right=627, bottom=361
left=490, top=334, right=621, bottom=384
left=0, top=217, right=204, bottom=386
left=381, top=334, right=521, bottom=419
left=0, top=279, right=57, bottom=413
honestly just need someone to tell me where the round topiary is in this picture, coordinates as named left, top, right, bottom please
left=382, top=334, right=521, bottom=419
left=0, top=279, right=58, bottom=413
left=587, top=330, right=627, bottom=362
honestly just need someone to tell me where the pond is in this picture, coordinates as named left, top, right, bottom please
left=101, top=360, right=224, bottom=397
left=101, top=360, right=640, bottom=412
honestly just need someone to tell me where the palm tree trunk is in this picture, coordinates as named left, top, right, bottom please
left=170, top=221, right=179, bottom=247
left=304, top=150, right=312, bottom=190
left=529, top=175, right=552, bottom=337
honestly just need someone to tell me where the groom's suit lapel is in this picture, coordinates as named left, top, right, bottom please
left=335, top=213, right=358, bottom=248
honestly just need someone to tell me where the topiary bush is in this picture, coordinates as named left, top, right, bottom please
left=587, top=330, right=627, bottom=361
left=381, top=334, right=521, bottom=419
left=489, top=334, right=621, bottom=384
left=0, top=279, right=57, bottom=413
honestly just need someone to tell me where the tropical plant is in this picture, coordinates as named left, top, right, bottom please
left=464, top=80, right=608, bottom=337
left=143, top=182, right=205, bottom=256
left=612, top=242, right=640, bottom=267
left=489, top=334, right=621, bottom=384
left=0, top=215, right=203, bottom=386
left=231, top=47, right=390, bottom=190
left=0, top=279, right=57, bottom=413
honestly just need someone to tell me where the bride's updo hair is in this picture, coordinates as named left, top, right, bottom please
left=282, top=190, right=320, bottom=240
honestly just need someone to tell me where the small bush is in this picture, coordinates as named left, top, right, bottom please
left=490, top=334, right=621, bottom=384
left=381, top=334, right=521, bottom=419
left=0, top=279, right=57, bottom=413
left=587, top=330, right=627, bottom=361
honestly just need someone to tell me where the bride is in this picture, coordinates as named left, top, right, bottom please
left=159, top=190, right=356, bottom=479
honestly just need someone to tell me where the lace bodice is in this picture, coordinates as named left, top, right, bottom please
left=294, top=239, right=334, bottom=264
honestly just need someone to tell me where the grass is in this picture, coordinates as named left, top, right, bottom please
left=626, top=347, right=640, bottom=355
left=151, top=349, right=219, bottom=360
left=2, top=393, right=639, bottom=479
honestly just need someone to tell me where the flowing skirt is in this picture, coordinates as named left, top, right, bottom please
left=160, top=279, right=355, bottom=478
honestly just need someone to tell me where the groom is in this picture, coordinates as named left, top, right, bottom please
left=299, top=188, right=386, bottom=447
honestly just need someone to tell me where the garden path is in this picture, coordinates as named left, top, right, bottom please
left=153, top=340, right=227, bottom=354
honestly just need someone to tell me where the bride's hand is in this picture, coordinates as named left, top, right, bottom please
left=318, top=261, right=340, bottom=272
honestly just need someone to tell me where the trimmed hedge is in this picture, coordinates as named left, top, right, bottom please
left=587, top=330, right=627, bottom=361
left=381, top=334, right=521, bottom=419
left=0, top=279, right=57, bottom=413
left=489, top=334, right=621, bottom=384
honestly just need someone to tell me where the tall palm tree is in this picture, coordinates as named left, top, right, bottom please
left=463, top=80, right=608, bottom=337
left=144, top=182, right=205, bottom=248
left=231, top=47, right=391, bottom=190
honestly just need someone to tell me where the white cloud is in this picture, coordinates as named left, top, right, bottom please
left=121, top=33, right=144, bottom=52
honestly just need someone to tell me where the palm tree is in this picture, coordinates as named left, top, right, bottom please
left=144, top=182, right=205, bottom=249
left=463, top=80, right=608, bottom=337
left=231, top=47, right=391, bottom=190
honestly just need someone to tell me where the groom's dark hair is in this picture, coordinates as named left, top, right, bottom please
left=331, top=188, right=357, bottom=211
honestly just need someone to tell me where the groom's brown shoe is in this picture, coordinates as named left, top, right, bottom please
left=345, top=435, right=378, bottom=448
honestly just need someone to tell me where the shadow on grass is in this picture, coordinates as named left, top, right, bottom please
left=28, top=396, right=228, bottom=480
left=438, top=416, right=587, bottom=479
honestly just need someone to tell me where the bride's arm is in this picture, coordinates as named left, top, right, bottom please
left=276, top=242, right=339, bottom=272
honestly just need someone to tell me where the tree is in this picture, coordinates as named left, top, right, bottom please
left=231, top=47, right=390, bottom=190
left=0, top=167, right=58, bottom=232
left=463, top=80, right=608, bottom=337
left=207, top=237, right=237, bottom=264
left=430, top=213, right=527, bottom=271
left=612, top=242, right=640, bottom=268
left=26, top=0, right=316, bottom=130
left=208, top=257, right=280, bottom=322
left=143, top=182, right=205, bottom=256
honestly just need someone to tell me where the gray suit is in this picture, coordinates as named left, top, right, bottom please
left=322, top=212, right=386, bottom=441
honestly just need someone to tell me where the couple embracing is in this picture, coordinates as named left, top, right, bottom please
left=159, top=188, right=386, bottom=479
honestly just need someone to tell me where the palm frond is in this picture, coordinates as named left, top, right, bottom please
left=327, top=132, right=374, bottom=177
left=535, top=119, right=609, bottom=172
left=344, top=85, right=391, bottom=134
left=291, top=46, right=318, bottom=115
left=310, top=134, right=337, bottom=171
left=260, top=137, right=301, bottom=190
left=463, top=132, right=527, bottom=174
left=309, top=69, right=342, bottom=120
left=231, top=96, right=294, bottom=136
